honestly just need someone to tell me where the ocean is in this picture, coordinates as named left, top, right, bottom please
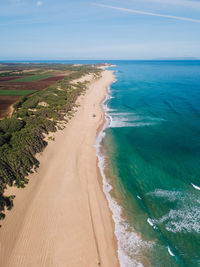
left=96, top=60, right=200, bottom=267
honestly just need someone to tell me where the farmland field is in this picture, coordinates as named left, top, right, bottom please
left=0, top=76, right=26, bottom=82
left=0, top=89, right=37, bottom=96
left=0, top=76, right=66, bottom=91
left=11, top=74, right=52, bottom=82
left=0, top=63, right=74, bottom=118
left=0, top=96, right=20, bottom=119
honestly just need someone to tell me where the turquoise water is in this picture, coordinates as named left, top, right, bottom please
left=101, top=61, right=200, bottom=267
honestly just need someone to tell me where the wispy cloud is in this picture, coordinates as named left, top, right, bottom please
left=36, top=1, right=43, bottom=7
left=143, top=0, right=200, bottom=9
left=95, top=4, right=200, bottom=23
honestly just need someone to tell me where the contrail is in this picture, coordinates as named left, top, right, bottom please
left=95, top=3, right=200, bottom=23
left=144, top=0, right=200, bottom=9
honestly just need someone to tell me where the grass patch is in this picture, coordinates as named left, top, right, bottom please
left=11, top=74, right=53, bottom=82
left=0, top=90, right=37, bottom=96
left=48, top=136, right=55, bottom=141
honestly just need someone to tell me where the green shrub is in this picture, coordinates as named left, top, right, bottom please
left=22, top=97, right=39, bottom=109
left=0, top=118, right=25, bottom=133
left=0, top=133, right=11, bottom=146
left=13, top=96, right=27, bottom=110
left=15, top=109, right=29, bottom=118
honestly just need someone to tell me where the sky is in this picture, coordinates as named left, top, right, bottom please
left=0, top=0, right=200, bottom=60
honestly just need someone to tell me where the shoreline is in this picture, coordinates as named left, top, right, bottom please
left=0, top=70, right=119, bottom=266
left=96, top=75, right=150, bottom=267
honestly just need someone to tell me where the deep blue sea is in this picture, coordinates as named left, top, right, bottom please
left=98, top=61, right=200, bottom=267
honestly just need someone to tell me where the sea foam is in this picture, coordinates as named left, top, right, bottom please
left=150, top=189, right=200, bottom=234
left=168, top=246, right=175, bottom=257
left=147, top=218, right=154, bottom=227
left=95, top=83, right=152, bottom=267
left=108, top=111, right=164, bottom=129
left=191, top=183, right=200, bottom=191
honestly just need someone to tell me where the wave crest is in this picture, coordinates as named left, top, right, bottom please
left=95, top=85, right=153, bottom=266
left=149, top=189, right=200, bottom=234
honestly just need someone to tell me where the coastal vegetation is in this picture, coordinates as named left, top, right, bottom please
left=0, top=63, right=101, bottom=223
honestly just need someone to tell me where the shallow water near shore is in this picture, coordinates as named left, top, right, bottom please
left=98, top=61, right=200, bottom=267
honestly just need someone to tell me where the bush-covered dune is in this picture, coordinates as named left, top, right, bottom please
left=0, top=64, right=101, bottom=222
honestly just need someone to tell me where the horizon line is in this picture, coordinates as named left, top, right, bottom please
left=0, top=58, right=200, bottom=62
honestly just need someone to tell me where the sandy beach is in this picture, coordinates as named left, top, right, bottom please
left=0, top=70, right=119, bottom=267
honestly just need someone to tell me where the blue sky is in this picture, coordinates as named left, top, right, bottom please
left=0, top=0, right=200, bottom=59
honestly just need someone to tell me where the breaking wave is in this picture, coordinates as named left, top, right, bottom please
left=149, top=189, right=200, bottom=234
left=95, top=84, right=153, bottom=266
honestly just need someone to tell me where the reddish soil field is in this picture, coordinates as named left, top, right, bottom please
left=0, top=76, right=25, bottom=82
left=0, top=75, right=65, bottom=91
left=0, top=75, right=65, bottom=119
left=0, top=96, right=20, bottom=119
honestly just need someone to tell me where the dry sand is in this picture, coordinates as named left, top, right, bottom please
left=71, top=73, right=94, bottom=84
left=0, top=70, right=119, bottom=267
